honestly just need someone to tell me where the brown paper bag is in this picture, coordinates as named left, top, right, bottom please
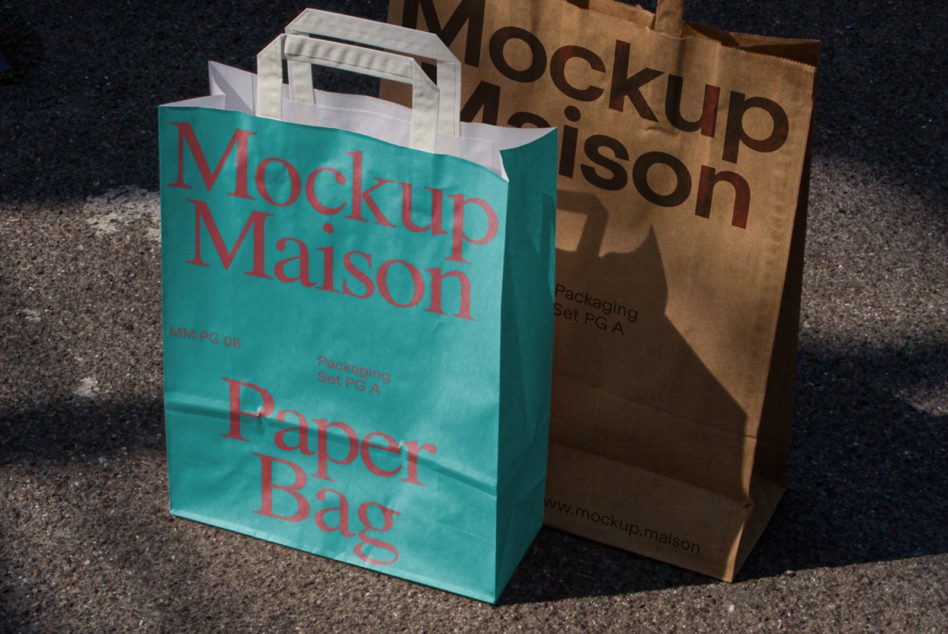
left=383, top=0, right=818, bottom=580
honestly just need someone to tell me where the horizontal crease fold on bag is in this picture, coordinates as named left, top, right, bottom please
left=548, top=440, right=761, bottom=507
left=165, top=397, right=497, bottom=495
left=551, top=371, right=761, bottom=441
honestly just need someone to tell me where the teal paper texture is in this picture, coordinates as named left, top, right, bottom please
left=159, top=106, right=556, bottom=603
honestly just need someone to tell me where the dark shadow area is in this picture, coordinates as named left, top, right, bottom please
left=0, top=397, right=165, bottom=465
left=0, top=0, right=389, bottom=205
left=501, top=526, right=713, bottom=604
left=0, top=1, right=39, bottom=84
left=740, top=341, right=947, bottom=579
left=0, top=0, right=945, bottom=215
left=504, top=340, right=946, bottom=603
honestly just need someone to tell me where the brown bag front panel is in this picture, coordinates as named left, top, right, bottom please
left=385, top=0, right=817, bottom=578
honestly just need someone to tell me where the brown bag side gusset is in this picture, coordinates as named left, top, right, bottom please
left=383, top=0, right=818, bottom=580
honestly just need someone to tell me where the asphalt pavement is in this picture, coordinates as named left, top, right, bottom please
left=0, top=0, right=945, bottom=631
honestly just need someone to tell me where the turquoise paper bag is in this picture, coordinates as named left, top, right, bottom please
left=159, top=14, right=556, bottom=603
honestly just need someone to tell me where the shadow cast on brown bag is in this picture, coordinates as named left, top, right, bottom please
left=550, top=189, right=746, bottom=477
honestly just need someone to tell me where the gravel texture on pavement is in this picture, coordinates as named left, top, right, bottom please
left=0, top=0, right=945, bottom=632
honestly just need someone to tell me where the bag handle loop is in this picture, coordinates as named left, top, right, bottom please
left=256, top=34, right=440, bottom=152
left=285, top=9, right=461, bottom=138
left=654, top=0, right=685, bottom=38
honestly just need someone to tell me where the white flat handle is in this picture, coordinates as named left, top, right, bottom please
left=285, top=8, right=461, bottom=138
left=256, top=34, right=440, bottom=152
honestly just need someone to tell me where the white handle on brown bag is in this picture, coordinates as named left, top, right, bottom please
left=285, top=9, right=461, bottom=138
left=255, top=34, right=441, bottom=152
left=654, top=0, right=685, bottom=37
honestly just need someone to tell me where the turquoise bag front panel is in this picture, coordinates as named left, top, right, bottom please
left=159, top=106, right=519, bottom=602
